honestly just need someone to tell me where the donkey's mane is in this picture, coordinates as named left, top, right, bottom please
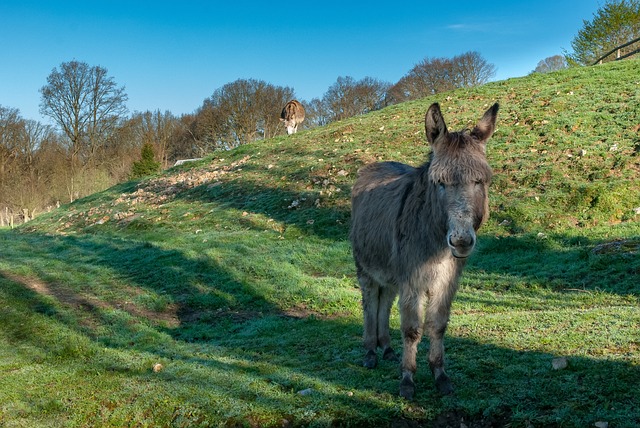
left=425, top=131, right=493, bottom=186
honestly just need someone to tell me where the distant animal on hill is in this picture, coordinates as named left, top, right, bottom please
left=350, top=102, right=499, bottom=399
left=280, top=100, right=305, bottom=134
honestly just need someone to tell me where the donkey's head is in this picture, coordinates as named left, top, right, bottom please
left=426, top=102, right=498, bottom=259
left=281, top=117, right=298, bottom=135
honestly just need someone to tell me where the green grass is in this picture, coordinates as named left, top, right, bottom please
left=1, top=59, right=639, bottom=427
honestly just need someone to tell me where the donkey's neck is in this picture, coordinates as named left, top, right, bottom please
left=398, top=161, right=449, bottom=240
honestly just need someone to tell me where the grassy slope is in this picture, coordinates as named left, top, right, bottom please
left=1, top=59, right=639, bottom=427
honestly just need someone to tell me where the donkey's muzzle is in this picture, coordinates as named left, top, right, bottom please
left=447, top=230, right=476, bottom=259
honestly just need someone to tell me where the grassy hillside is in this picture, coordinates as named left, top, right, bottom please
left=1, top=59, right=639, bottom=427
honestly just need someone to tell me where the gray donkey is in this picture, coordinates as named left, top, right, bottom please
left=350, top=102, right=499, bottom=399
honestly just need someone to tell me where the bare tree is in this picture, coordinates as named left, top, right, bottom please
left=325, top=76, right=358, bottom=121
left=40, top=61, right=127, bottom=200
left=0, top=106, right=23, bottom=179
left=314, top=76, right=390, bottom=123
left=0, top=107, right=62, bottom=223
left=169, top=114, right=201, bottom=160
left=389, top=51, right=496, bottom=103
left=20, top=120, right=54, bottom=188
left=304, top=97, right=331, bottom=128
left=98, top=115, right=144, bottom=181
left=0, top=106, right=24, bottom=224
left=533, top=55, right=569, bottom=73
left=196, top=79, right=294, bottom=150
left=137, top=110, right=178, bottom=168
left=406, top=57, right=457, bottom=97
left=33, top=132, right=68, bottom=207
left=9, top=120, right=58, bottom=216
left=256, top=84, right=295, bottom=139
left=453, top=51, right=497, bottom=87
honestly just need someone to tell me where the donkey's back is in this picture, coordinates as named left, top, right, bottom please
left=350, top=161, right=420, bottom=277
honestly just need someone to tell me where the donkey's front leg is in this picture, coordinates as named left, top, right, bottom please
left=398, top=289, right=426, bottom=400
left=425, top=283, right=457, bottom=395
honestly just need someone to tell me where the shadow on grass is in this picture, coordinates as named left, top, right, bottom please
left=167, top=162, right=354, bottom=241
left=0, top=231, right=279, bottom=337
left=467, top=232, right=640, bottom=296
left=3, top=263, right=639, bottom=427
left=1, top=229, right=639, bottom=426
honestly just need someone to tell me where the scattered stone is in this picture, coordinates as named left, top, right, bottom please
left=594, top=422, right=608, bottom=428
left=173, top=158, right=202, bottom=166
left=153, top=363, right=164, bottom=373
left=287, top=200, right=300, bottom=209
left=552, top=357, right=568, bottom=370
left=297, top=388, right=314, bottom=396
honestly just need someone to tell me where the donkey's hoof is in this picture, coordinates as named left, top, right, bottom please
left=435, top=374, right=454, bottom=395
left=363, top=350, right=378, bottom=369
left=382, top=347, right=399, bottom=362
left=399, top=377, right=415, bottom=400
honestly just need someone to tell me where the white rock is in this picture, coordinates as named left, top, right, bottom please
left=552, top=357, right=568, bottom=370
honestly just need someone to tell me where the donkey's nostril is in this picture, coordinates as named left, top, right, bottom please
left=449, top=234, right=474, bottom=248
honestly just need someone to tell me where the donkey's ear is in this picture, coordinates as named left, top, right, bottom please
left=425, top=103, right=448, bottom=145
left=471, top=103, right=499, bottom=142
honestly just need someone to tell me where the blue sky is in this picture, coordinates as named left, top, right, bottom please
left=1, top=1, right=602, bottom=124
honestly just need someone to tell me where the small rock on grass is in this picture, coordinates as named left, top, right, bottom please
left=552, top=357, right=568, bottom=370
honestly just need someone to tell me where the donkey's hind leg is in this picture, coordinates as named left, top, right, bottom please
left=378, top=283, right=399, bottom=362
left=358, top=269, right=397, bottom=368
left=358, top=270, right=380, bottom=368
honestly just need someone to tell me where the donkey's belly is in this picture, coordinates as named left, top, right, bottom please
left=362, top=265, right=399, bottom=289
